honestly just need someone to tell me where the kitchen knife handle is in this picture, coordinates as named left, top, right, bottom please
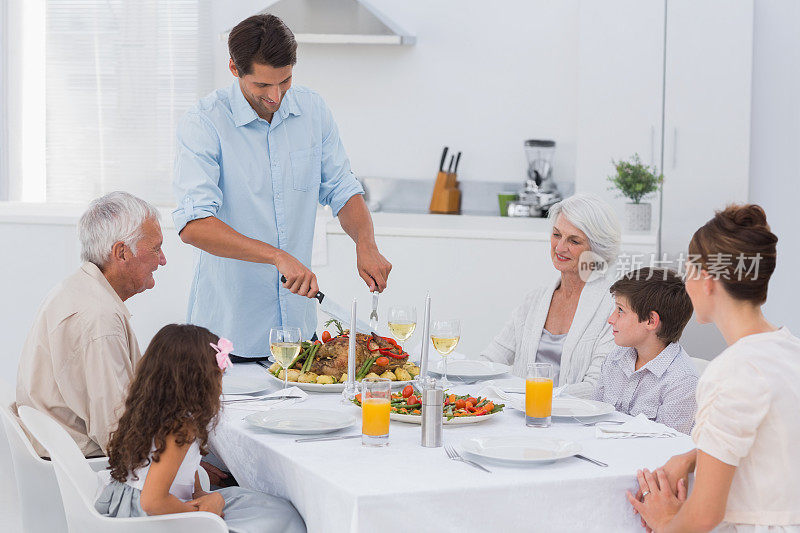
left=454, top=151, right=462, bottom=174
left=439, top=146, right=449, bottom=172
left=448, top=154, right=454, bottom=173
left=280, top=275, right=324, bottom=303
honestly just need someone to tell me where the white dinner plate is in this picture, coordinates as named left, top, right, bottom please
left=428, top=360, right=510, bottom=380
left=390, top=410, right=502, bottom=425
left=244, top=409, right=357, bottom=435
left=551, top=397, right=615, bottom=418
left=266, top=372, right=413, bottom=393
left=222, top=366, right=273, bottom=395
left=461, top=436, right=581, bottom=465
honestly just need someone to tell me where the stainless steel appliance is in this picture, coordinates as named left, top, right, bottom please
left=507, top=139, right=562, bottom=217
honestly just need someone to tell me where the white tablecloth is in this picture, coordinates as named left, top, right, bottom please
left=211, top=368, right=694, bottom=533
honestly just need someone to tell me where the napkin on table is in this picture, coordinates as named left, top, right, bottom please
left=595, top=413, right=681, bottom=439
left=222, top=386, right=309, bottom=412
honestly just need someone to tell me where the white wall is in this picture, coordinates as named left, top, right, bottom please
left=210, top=0, right=582, bottom=186
left=749, top=0, right=800, bottom=334
left=0, top=214, right=194, bottom=387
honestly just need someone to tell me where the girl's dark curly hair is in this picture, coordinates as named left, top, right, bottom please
left=107, top=323, right=223, bottom=483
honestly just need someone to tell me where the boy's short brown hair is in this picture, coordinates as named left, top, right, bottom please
left=610, top=267, right=693, bottom=344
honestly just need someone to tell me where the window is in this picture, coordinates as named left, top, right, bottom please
left=7, top=0, right=213, bottom=205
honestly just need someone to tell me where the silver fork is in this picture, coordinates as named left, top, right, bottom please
left=444, top=444, right=491, bottom=473
left=369, top=290, right=379, bottom=331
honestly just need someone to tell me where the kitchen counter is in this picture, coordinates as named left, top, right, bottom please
left=0, top=202, right=657, bottom=245
left=325, top=210, right=657, bottom=245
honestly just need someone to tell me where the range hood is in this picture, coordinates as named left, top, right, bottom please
left=229, top=0, right=416, bottom=45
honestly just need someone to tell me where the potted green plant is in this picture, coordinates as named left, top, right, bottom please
left=608, top=154, right=663, bottom=231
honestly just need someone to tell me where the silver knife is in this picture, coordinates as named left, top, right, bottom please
left=321, top=295, right=373, bottom=334
left=222, top=395, right=302, bottom=404
left=295, top=434, right=361, bottom=443
left=575, top=454, right=608, bottom=467
left=281, top=275, right=372, bottom=333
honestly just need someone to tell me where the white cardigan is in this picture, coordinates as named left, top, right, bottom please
left=481, top=272, right=617, bottom=398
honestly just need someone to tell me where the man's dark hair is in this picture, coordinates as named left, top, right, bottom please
left=228, top=14, right=297, bottom=75
left=610, top=267, right=693, bottom=345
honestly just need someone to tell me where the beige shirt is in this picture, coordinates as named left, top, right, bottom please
left=692, top=327, right=800, bottom=527
left=15, top=262, right=141, bottom=457
left=481, top=273, right=617, bottom=398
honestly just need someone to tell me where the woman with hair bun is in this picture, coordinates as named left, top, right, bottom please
left=628, top=204, right=800, bottom=532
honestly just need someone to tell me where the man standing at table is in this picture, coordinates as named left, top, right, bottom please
left=173, top=14, right=391, bottom=358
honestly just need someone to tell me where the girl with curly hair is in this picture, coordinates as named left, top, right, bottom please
left=95, top=323, right=305, bottom=533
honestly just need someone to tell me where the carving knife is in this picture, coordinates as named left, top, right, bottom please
left=280, top=275, right=372, bottom=333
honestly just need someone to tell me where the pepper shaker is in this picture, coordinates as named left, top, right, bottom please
left=421, top=385, right=443, bottom=447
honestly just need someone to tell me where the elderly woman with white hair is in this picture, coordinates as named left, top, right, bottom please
left=482, top=194, right=621, bottom=398
left=15, top=191, right=167, bottom=457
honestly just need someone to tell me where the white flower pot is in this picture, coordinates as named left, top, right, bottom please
left=625, top=202, right=652, bottom=232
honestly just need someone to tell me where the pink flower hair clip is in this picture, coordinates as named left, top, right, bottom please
left=210, top=338, right=234, bottom=371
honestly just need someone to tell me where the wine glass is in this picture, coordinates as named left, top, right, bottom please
left=430, top=319, right=460, bottom=388
left=269, top=327, right=302, bottom=398
left=387, top=305, right=417, bottom=345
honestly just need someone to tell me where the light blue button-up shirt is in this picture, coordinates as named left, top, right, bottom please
left=172, top=82, right=363, bottom=356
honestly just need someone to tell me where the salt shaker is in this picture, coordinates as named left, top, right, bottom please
left=421, top=384, right=443, bottom=447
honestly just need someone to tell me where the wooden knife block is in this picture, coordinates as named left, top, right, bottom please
left=429, top=170, right=461, bottom=214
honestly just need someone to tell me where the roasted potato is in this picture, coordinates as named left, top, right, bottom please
left=316, top=375, right=336, bottom=385
left=404, top=364, right=420, bottom=377
left=364, top=372, right=381, bottom=380
left=339, top=373, right=347, bottom=383
left=394, top=368, right=412, bottom=381
left=380, top=370, right=397, bottom=381
left=298, top=372, right=318, bottom=383
left=268, top=362, right=280, bottom=373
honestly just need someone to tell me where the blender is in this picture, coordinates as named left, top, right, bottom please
left=507, top=139, right=562, bottom=217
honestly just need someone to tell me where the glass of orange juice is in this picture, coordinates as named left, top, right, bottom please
left=526, top=363, right=554, bottom=428
left=361, top=378, right=391, bottom=446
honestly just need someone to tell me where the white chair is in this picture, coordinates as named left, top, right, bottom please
left=0, top=383, right=23, bottom=532
left=19, top=406, right=227, bottom=533
left=690, top=356, right=710, bottom=376
left=0, top=387, right=109, bottom=532
left=1, top=381, right=211, bottom=532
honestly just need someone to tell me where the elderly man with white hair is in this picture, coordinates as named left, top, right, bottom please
left=15, top=191, right=166, bottom=457
left=482, top=194, right=622, bottom=398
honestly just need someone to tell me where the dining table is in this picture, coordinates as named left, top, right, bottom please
left=210, top=363, right=694, bottom=533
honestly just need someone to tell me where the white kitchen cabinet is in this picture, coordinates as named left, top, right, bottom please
left=576, top=0, right=754, bottom=259
left=573, top=1, right=753, bottom=361
left=660, top=0, right=753, bottom=255
left=575, top=0, right=666, bottom=225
